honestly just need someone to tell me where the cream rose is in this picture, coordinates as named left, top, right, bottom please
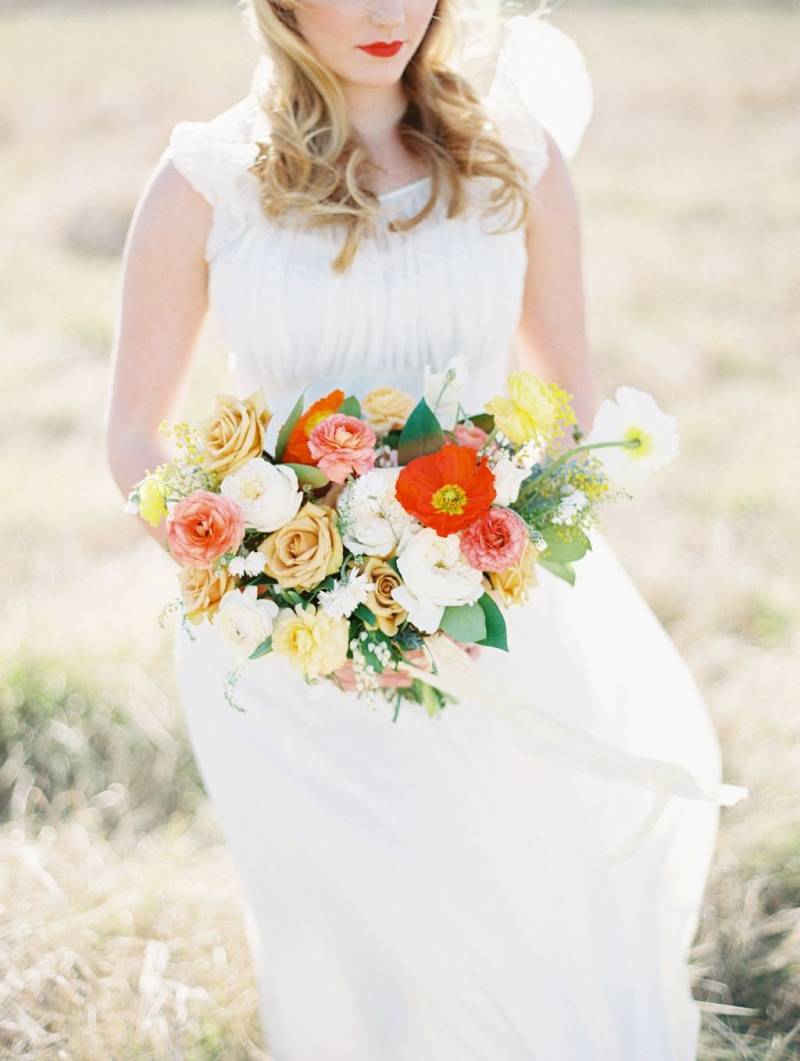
left=361, top=556, right=407, bottom=636
left=178, top=565, right=237, bottom=625
left=220, top=459, right=303, bottom=532
left=272, top=604, right=349, bottom=679
left=199, top=390, right=272, bottom=479
left=336, top=467, right=413, bottom=558
left=258, top=501, right=343, bottom=591
left=486, top=540, right=540, bottom=606
left=362, top=385, right=415, bottom=436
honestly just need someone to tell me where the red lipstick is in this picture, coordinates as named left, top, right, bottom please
left=357, top=41, right=403, bottom=58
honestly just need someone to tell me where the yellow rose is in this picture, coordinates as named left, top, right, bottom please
left=138, top=477, right=168, bottom=527
left=199, top=390, right=272, bottom=478
left=178, top=565, right=237, bottom=625
left=487, top=540, right=540, bottom=606
left=272, top=604, right=349, bottom=679
left=258, top=502, right=343, bottom=591
left=485, top=372, right=575, bottom=446
left=362, top=385, right=415, bottom=436
left=361, top=556, right=407, bottom=636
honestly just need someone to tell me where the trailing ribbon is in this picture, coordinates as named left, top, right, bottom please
left=397, top=635, right=748, bottom=862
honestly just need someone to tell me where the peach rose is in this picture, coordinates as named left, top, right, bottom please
left=307, top=414, right=377, bottom=484
left=361, top=556, right=408, bottom=636
left=167, top=490, right=245, bottom=567
left=199, top=390, right=272, bottom=479
left=178, top=565, right=237, bottom=625
left=362, top=386, right=415, bottom=435
left=453, top=423, right=489, bottom=451
left=486, top=540, right=540, bottom=606
left=258, top=501, right=343, bottom=591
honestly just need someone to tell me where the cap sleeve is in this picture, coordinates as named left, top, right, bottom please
left=159, top=95, right=266, bottom=260
left=484, top=14, right=594, bottom=192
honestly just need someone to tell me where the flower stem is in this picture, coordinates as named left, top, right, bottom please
left=526, top=438, right=640, bottom=487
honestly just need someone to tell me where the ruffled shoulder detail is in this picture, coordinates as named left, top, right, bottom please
left=484, top=14, right=594, bottom=191
left=159, top=91, right=271, bottom=259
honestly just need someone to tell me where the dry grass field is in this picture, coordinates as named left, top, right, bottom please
left=1, top=1, right=798, bottom=1056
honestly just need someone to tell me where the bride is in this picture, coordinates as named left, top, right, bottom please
left=106, top=0, right=745, bottom=1056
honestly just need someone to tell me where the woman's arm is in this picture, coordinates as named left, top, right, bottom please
left=514, top=130, right=598, bottom=444
left=104, top=158, right=213, bottom=553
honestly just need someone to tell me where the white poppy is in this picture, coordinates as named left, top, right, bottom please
left=423, top=354, right=469, bottom=429
left=584, top=386, right=680, bottom=487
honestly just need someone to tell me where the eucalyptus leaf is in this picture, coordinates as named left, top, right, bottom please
left=440, top=602, right=487, bottom=644
left=539, top=525, right=591, bottom=564
left=537, top=556, right=576, bottom=586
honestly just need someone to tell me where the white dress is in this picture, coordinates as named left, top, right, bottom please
left=162, top=23, right=738, bottom=1061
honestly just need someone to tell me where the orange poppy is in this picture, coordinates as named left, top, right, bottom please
left=282, top=389, right=345, bottom=465
left=396, top=443, right=496, bottom=536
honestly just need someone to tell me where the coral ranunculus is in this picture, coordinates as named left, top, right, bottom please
left=460, top=507, right=528, bottom=572
left=282, top=389, right=345, bottom=465
left=395, top=443, right=496, bottom=536
left=307, top=414, right=377, bottom=483
left=167, top=490, right=246, bottom=567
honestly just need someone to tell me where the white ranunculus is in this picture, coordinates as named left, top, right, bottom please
left=423, top=354, right=469, bottom=429
left=392, top=528, right=484, bottom=634
left=337, top=467, right=414, bottom=558
left=491, top=452, right=531, bottom=506
left=584, top=386, right=680, bottom=488
left=214, top=585, right=279, bottom=659
left=220, top=458, right=303, bottom=532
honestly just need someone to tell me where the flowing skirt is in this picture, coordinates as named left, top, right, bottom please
left=173, top=529, right=722, bottom=1060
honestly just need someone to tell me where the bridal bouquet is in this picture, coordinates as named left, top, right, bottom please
left=126, top=358, right=679, bottom=716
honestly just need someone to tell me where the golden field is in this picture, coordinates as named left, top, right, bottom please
left=0, top=2, right=797, bottom=1056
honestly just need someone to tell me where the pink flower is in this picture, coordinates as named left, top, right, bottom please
left=166, top=490, right=245, bottom=567
left=460, top=507, right=528, bottom=573
left=453, top=423, right=489, bottom=451
left=307, top=414, right=377, bottom=483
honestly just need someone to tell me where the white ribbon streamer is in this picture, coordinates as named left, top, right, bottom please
left=397, top=635, right=748, bottom=862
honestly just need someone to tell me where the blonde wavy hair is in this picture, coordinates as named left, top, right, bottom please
left=238, top=0, right=533, bottom=273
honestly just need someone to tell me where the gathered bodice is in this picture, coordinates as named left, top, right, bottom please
left=157, top=14, right=593, bottom=421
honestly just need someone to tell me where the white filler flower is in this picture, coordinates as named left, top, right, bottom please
left=424, top=354, right=469, bottom=429
left=584, top=386, right=680, bottom=487
left=220, top=458, right=303, bottom=532
left=215, top=585, right=279, bottom=659
left=392, top=527, right=484, bottom=634
left=318, top=569, right=376, bottom=620
left=337, top=467, right=414, bottom=558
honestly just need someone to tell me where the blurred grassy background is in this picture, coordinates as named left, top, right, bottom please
left=1, top=0, right=798, bottom=1056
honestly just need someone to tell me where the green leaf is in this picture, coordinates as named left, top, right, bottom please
left=537, top=556, right=576, bottom=586
left=397, top=398, right=445, bottom=466
left=338, top=395, right=362, bottom=418
left=440, top=602, right=487, bottom=644
left=539, top=524, right=591, bottom=564
left=353, top=603, right=377, bottom=626
left=275, top=391, right=306, bottom=462
left=248, top=636, right=273, bottom=660
left=464, top=412, right=494, bottom=434
left=285, top=463, right=329, bottom=489
left=475, top=592, right=508, bottom=651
